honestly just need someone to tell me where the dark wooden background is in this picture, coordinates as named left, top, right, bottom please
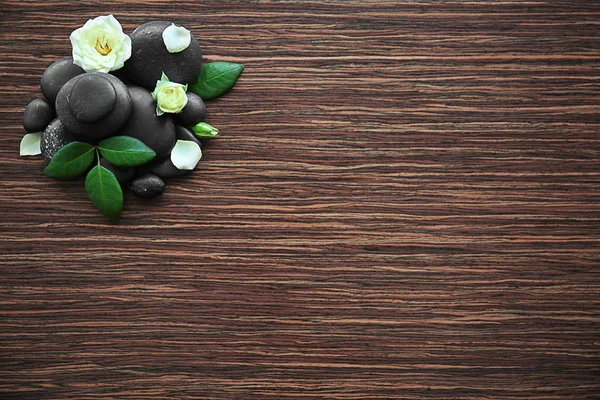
left=1, top=1, right=599, bottom=399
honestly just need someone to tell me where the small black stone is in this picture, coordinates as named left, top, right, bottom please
left=124, top=21, right=203, bottom=90
left=23, top=99, right=54, bottom=133
left=176, top=92, right=206, bottom=126
left=175, top=125, right=202, bottom=148
left=100, top=158, right=136, bottom=185
left=40, top=118, right=77, bottom=164
left=150, top=156, right=191, bottom=180
left=118, top=86, right=176, bottom=160
left=55, top=73, right=131, bottom=141
left=69, top=75, right=116, bottom=123
left=131, top=173, right=165, bottom=198
left=40, top=57, right=85, bottom=106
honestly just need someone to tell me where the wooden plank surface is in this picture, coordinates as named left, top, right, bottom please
left=1, top=1, right=599, bottom=398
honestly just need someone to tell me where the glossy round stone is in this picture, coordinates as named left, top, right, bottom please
left=100, top=158, right=136, bottom=185
left=176, top=92, right=206, bottom=126
left=117, top=86, right=176, bottom=160
left=40, top=118, right=76, bottom=164
left=124, top=21, right=202, bottom=90
left=55, top=73, right=131, bottom=141
left=23, top=98, right=54, bottom=133
left=131, top=174, right=165, bottom=198
left=69, top=74, right=116, bottom=123
left=175, top=125, right=202, bottom=148
left=40, top=57, right=85, bottom=106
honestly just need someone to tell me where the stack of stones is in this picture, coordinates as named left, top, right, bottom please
left=22, top=21, right=207, bottom=198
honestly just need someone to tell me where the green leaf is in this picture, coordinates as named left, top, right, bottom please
left=97, top=136, right=156, bottom=167
left=44, top=141, right=95, bottom=180
left=85, top=165, right=123, bottom=221
left=191, top=122, right=219, bottom=138
left=189, top=62, right=244, bottom=100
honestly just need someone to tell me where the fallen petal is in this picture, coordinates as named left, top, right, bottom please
left=170, top=139, right=202, bottom=170
left=20, top=132, right=42, bottom=156
left=162, top=24, right=191, bottom=53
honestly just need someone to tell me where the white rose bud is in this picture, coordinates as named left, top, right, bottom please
left=151, top=72, right=188, bottom=116
left=70, top=15, right=132, bottom=73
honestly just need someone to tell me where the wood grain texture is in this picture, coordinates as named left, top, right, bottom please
left=1, top=1, right=599, bottom=399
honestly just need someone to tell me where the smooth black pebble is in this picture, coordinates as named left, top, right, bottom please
left=40, top=57, right=85, bottom=106
left=23, top=99, right=54, bottom=133
left=40, top=118, right=76, bottom=164
left=175, top=125, right=202, bottom=148
left=100, top=158, right=136, bottom=185
left=55, top=72, right=131, bottom=141
left=150, top=156, right=191, bottom=180
left=176, top=92, right=206, bottom=126
left=124, top=21, right=202, bottom=90
left=118, top=86, right=176, bottom=160
left=131, top=174, right=165, bottom=198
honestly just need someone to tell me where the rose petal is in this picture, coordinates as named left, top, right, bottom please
left=162, top=24, right=191, bottom=53
left=170, top=140, right=202, bottom=170
left=20, top=132, right=42, bottom=156
left=104, top=14, right=124, bottom=33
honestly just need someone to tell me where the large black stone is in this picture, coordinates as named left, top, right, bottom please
left=23, top=98, right=54, bottom=133
left=175, top=125, right=202, bottom=148
left=55, top=73, right=131, bottom=141
left=40, top=57, right=85, bottom=106
left=118, top=86, right=176, bottom=160
left=124, top=21, right=202, bottom=90
left=110, top=68, right=130, bottom=86
left=176, top=92, right=206, bottom=127
left=150, top=156, right=191, bottom=180
left=100, top=158, right=136, bottom=185
left=40, top=118, right=77, bottom=164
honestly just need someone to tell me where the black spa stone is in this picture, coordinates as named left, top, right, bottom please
left=110, top=68, right=130, bottom=86
left=150, top=156, right=191, bottom=180
left=118, top=86, right=176, bottom=160
left=124, top=21, right=202, bottom=90
left=23, top=98, right=54, bottom=133
left=100, top=158, right=136, bottom=185
left=40, top=57, right=85, bottom=106
left=131, top=174, right=165, bottom=199
left=175, top=125, right=202, bottom=148
left=176, top=92, right=206, bottom=127
left=55, top=73, right=131, bottom=141
left=40, top=118, right=76, bottom=164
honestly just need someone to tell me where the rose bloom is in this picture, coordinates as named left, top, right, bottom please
left=152, top=73, right=188, bottom=115
left=70, top=15, right=132, bottom=73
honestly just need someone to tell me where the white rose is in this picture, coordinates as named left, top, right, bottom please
left=151, top=72, right=188, bottom=116
left=70, top=15, right=132, bottom=73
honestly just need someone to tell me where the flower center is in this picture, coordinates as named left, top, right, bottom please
left=95, top=36, right=112, bottom=56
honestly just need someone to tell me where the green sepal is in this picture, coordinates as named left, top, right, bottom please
left=191, top=122, right=219, bottom=138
